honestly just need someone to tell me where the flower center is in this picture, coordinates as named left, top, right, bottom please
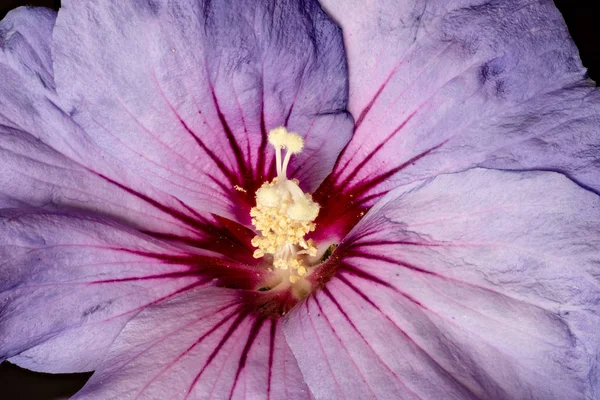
left=250, top=127, right=320, bottom=285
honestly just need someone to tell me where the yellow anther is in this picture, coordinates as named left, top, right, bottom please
left=256, top=186, right=280, bottom=208
left=287, top=200, right=319, bottom=222
left=251, top=126, right=320, bottom=285
left=253, top=249, right=264, bottom=258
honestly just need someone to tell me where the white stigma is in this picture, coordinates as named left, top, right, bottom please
left=251, top=127, right=319, bottom=284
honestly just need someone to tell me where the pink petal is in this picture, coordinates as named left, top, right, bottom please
left=52, top=0, right=353, bottom=224
left=74, top=289, right=311, bottom=400
left=286, top=169, right=600, bottom=399
left=316, top=0, right=600, bottom=210
left=0, top=209, right=245, bottom=373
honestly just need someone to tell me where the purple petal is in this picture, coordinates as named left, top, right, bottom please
left=0, top=7, right=230, bottom=240
left=0, top=209, right=242, bottom=373
left=287, top=169, right=600, bottom=399
left=0, top=7, right=55, bottom=83
left=316, top=0, right=600, bottom=210
left=52, top=0, right=352, bottom=223
left=73, top=289, right=311, bottom=400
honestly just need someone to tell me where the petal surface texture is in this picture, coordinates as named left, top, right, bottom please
left=73, top=289, right=311, bottom=400
left=0, top=210, right=215, bottom=373
left=285, top=169, right=600, bottom=400
left=318, top=0, right=600, bottom=208
left=0, top=7, right=213, bottom=238
left=52, top=0, right=352, bottom=223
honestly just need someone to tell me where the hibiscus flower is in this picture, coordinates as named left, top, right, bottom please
left=1, top=0, right=599, bottom=399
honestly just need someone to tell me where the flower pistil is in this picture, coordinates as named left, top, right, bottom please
left=250, top=127, right=320, bottom=284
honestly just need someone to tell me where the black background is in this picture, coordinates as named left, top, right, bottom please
left=0, top=0, right=598, bottom=399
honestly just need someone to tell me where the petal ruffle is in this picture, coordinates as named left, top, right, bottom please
left=316, top=0, right=600, bottom=210
left=286, top=169, right=600, bottom=399
left=0, top=210, right=238, bottom=373
left=74, top=289, right=311, bottom=400
left=0, top=7, right=233, bottom=240
left=52, top=0, right=353, bottom=223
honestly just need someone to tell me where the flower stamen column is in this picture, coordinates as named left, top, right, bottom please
left=250, top=127, right=319, bottom=285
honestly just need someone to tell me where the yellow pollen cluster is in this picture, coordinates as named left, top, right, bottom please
left=250, top=127, right=319, bottom=284
left=250, top=180, right=317, bottom=256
